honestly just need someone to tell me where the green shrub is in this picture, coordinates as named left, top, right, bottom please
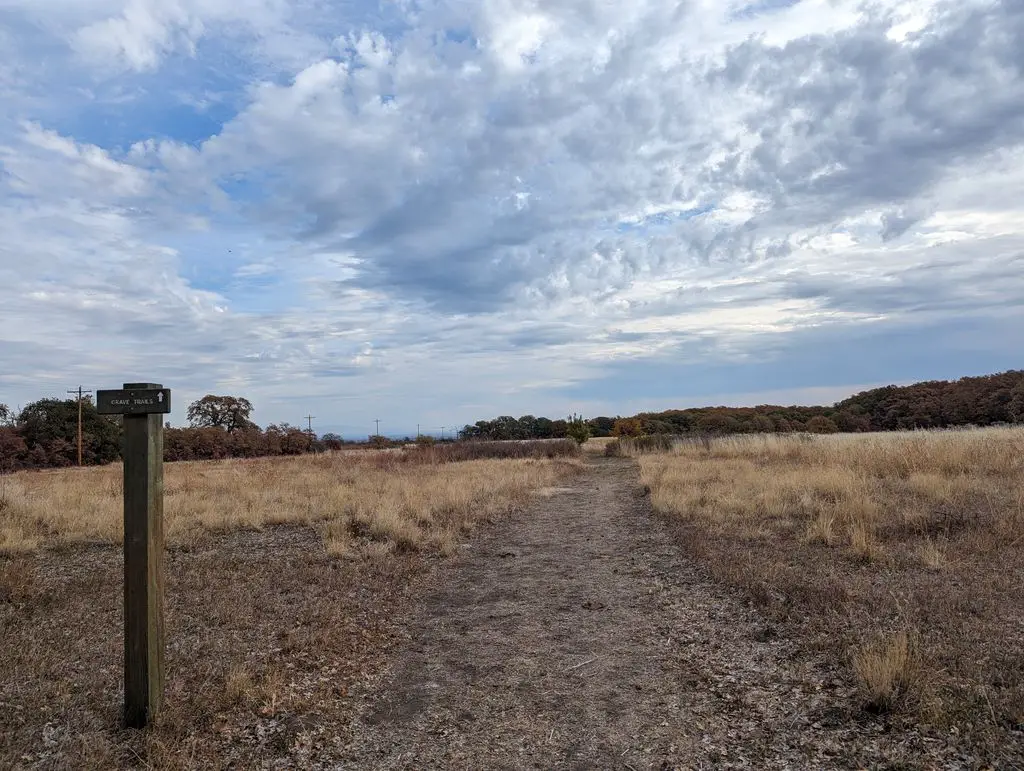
left=566, top=413, right=592, bottom=446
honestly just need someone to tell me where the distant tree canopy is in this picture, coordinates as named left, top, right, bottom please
left=460, top=371, right=1024, bottom=441
left=321, top=432, right=344, bottom=451
left=4, top=397, right=121, bottom=469
left=460, top=415, right=570, bottom=441
left=806, top=415, right=840, bottom=434
left=835, top=371, right=1024, bottom=430
left=163, top=422, right=322, bottom=461
left=0, top=392, right=334, bottom=471
left=186, top=395, right=256, bottom=432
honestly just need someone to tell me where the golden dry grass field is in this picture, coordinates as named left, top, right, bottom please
left=629, top=428, right=1024, bottom=737
left=0, top=451, right=580, bottom=557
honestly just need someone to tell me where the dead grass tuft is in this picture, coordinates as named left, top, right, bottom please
left=916, top=538, right=948, bottom=570
left=849, top=519, right=882, bottom=563
left=223, top=665, right=259, bottom=707
left=803, top=510, right=838, bottom=546
left=852, top=631, right=918, bottom=713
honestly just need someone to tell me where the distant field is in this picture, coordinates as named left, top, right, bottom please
left=631, top=428, right=1024, bottom=743
left=0, top=446, right=581, bottom=556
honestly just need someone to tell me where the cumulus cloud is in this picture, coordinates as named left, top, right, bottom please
left=0, top=0, right=1022, bottom=432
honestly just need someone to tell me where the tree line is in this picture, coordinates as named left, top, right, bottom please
left=2, top=371, right=1022, bottom=472
left=0, top=395, right=354, bottom=473
left=460, top=370, right=1024, bottom=440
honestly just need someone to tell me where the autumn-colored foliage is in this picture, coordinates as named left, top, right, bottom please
left=0, top=396, right=328, bottom=471
left=464, top=370, right=1024, bottom=439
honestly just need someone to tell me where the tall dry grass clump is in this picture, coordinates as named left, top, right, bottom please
left=638, top=427, right=1024, bottom=733
left=852, top=631, right=918, bottom=713
left=0, top=452, right=579, bottom=556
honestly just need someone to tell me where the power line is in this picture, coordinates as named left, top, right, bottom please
left=67, top=386, right=93, bottom=467
left=304, top=414, right=315, bottom=434
left=374, top=418, right=381, bottom=437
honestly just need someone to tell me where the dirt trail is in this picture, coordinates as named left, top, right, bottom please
left=340, top=458, right=966, bottom=769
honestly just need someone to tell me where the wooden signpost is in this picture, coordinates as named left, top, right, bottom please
left=97, top=383, right=171, bottom=728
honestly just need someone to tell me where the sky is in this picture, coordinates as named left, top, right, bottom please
left=1, top=0, right=1022, bottom=438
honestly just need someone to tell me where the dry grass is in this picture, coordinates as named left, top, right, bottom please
left=1, top=525, right=426, bottom=769
left=636, top=427, right=1024, bottom=742
left=637, top=429, right=1024, bottom=559
left=852, top=631, right=918, bottom=713
left=0, top=554, right=34, bottom=604
left=915, top=538, right=948, bottom=570
left=0, top=452, right=580, bottom=556
left=582, top=436, right=616, bottom=455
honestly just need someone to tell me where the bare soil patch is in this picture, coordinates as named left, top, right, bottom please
left=0, top=528, right=425, bottom=768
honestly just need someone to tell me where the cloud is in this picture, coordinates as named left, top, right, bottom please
left=73, top=0, right=205, bottom=71
left=142, top=0, right=1024, bottom=312
left=0, top=0, right=1023, bottom=433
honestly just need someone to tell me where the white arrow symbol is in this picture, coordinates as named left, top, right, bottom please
left=157, top=392, right=164, bottom=403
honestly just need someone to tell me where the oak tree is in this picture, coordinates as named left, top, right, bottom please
left=186, top=395, right=256, bottom=433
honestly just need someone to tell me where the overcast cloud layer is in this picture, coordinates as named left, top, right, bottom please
left=1, top=0, right=1022, bottom=436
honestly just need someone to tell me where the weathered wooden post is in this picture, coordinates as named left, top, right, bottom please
left=97, top=382, right=171, bottom=728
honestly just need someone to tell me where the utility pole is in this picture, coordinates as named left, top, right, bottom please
left=67, top=386, right=93, bottom=467
left=416, top=423, right=420, bottom=438
left=304, top=414, right=315, bottom=434
left=374, top=418, right=381, bottom=437
left=440, top=426, right=446, bottom=441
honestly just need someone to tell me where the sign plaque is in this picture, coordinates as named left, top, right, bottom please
left=97, top=387, right=171, bottom=415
